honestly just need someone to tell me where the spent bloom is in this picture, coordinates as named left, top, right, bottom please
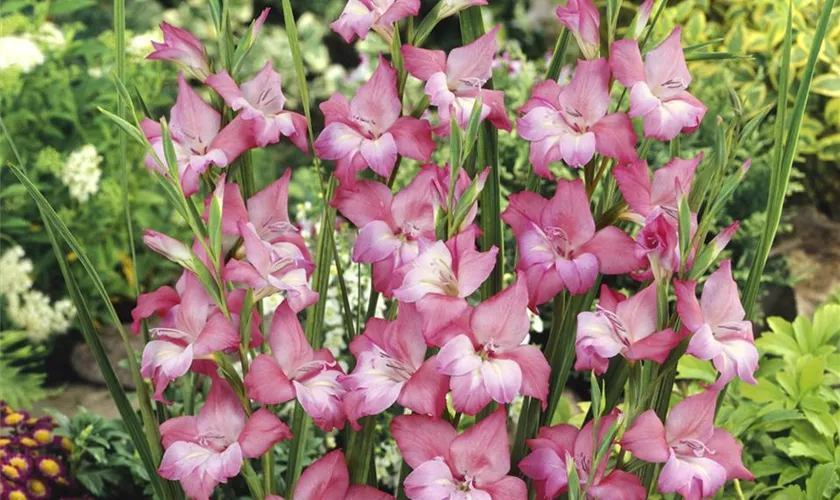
left=519, top=411, right=646, bottom=499
left=331, top=0, right=420, bottom=44
left=518, top=58, right=637, bottom=178
left=555, top=0, right=600, bottom=59
left=621, top=390, right=753, bottom=499
left=675, top=260, right=759, bottom=389
left=59, top=145, right=102, bottom=202
left=158, top=377, right=292, bottom=500
left=315, top=55, right=435, bottom=183
left=610, top=27, right=707, bottom=140
left=402, top=26, right=512, bottom=134
left=393, top=410, right=527, bottom=499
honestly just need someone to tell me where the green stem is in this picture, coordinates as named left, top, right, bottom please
left=242, top=459, right=265, bottom=499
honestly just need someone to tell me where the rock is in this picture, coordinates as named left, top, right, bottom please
left=33, top=384, right=132, bottom=419
left=70, top=324, right=144, bottom=389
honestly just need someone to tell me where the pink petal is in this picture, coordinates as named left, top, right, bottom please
left=197, top=378, right=247, bottom=443
left=674, top=278, right=704, bottom=332
left=614, top=160, right=653, bottom=217
left=628, top=82, right=662, bottom=118
left=556, top=0, right=600, bottom=58
left=450, top=370, right=494, bottom=415
left=643, top=27, right=691, bottom=91
left=243, top=354, right=296, bottom=404
left=450, top=409, right=511, bottom=485
left=401, top=45, right=447, bottom=81
left=502, top=191, right=549, bottom=239
left=160, top=415, right=198, bottom=448
left=574, top=312, right=623, bottom=375
left=331, top=180, right=395, bottom=228
left=416, top=294, right=471, bottom=347
left=170, top=73, right=221, bottom=152
left=480, top=357, right=522, bottom=404
left=559, top=58, right=610, bottom=126
left=517, top=106, right=565, bottom=142
left=558, top=131, right=597, bottom=167
left=193, top=312, right=240, bottom=356
left=578, top=226, right=644, bottom=275
left=650, top=153, right=702, bottom=211
left=450, top=228, right=499, bottom=298
left=446, top=25, right=500, bottom=86
left=519, top=447, right=565, bottom=484
left=378, top=0, right=420, bottom=25
left=238, top=408, right=292, bottom=458
left=664, top=390, right=718, bottom=444
left=206, top=114, right=258, bottom=167
left=556, top=253, right=599, bottom=295
left=521, top=264, right=565, bottom=310
left=591, top=112, right=638, bottom=163
left=620, top=409, right=670, bottom=463
left=641, top=91, right=707, bottom=141
left=268, top=301, right=314, bottom=374
left=314, top=122, right=363, bottom=161
left=498, top=345, right=550, bottom=408
left=131, top=286, right=179, bottom=334
left=247, top=169, right=292, bottom=237
left=480, top=476, right=528, bottom=500
left=520, top=80, right=562, bottom=114
left=587, top=470, right=647, bottom=500
left=353, top=220, right=401, bottom=263
left=437, top=334, right=482, bottom=376
left=345, top=485, right=394, bottom=500
left=295, top=371, right=347, bottom=432
left=470, top=274, right=530, bottom=349
left=609, top=39, right=645, bottom=87
left=624, top=327, right=681, bottom=364
left=480, top=89, right=513, bottom=131
left=389, top=117, right=436, bottom=162
left=352, top=55, right=401, bottom=136
left=205, top=70, right=244, bottom=109
left=391, top=414, right=457, bottom=468
left=542, top=179, right=596, bottom=248
left=616, top=285, right=658, bottom=348
left=398, top=356, right=449, bottom=417
left=360, top=133, right=398, bottom=177
left=320, top=92, right=354, bottom=127
left=699, top=260, right=746, bottom=327
left=294, top=450, right=349, bottom=500
left=330, top=0, right=375, bottom=43
left=706, top=429, right=754, bottom=481
left=404, top=458, right=459, bottom=500
left=658, top=452, right=727, bottom=500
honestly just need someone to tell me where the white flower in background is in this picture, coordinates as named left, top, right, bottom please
left=60, top=145, right=102, bottom=202
left=0, top=36, right=45, bottom=73
left=529, top=308, right=544, bottom=333
left=36, top=22, right=66, bottom=50
left=1, top=246, right=76, bottom=341
left=128, top=30, right=161, bottom=58
left=375, top=438, right=403, bottom=491
left=87, top=67, right=104, bottom=79
left=0, top=246, right=34, bottom=296
left=5, top=291, right=76, bottom=342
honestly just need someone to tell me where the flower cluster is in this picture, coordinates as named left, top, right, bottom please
left=59, top=145, right=103, bottom=203
left=0, top=402, right=80, bottom=500
left=128, top=0, right=758, bottom=498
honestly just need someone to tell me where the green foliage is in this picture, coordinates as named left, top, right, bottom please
left=0, top=331, right=49, bottom=409
left=718, top=301, right=840, bottom=499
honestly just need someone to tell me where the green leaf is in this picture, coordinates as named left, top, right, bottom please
left=812, top=74, right=840, bottom=97
left=806, top=463, right=838, bottom=499
left=798, top=355, right=826, bottom=394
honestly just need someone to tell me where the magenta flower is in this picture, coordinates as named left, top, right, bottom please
left=518, top=59, right=637, bottom=178
left=270, top=450, right=394, bottom=500
left=341, top=303, right=448, bottom=428
left=610, top=27, right=707, bottom=140
left=392, top=410, right=527, bottom=500
left=614, top=154, right=702, bottom=222
left=140, top=275, right=240, bottom=403
left=675, top=260, right=758, bottom=389
left=519, top=411, right=646, bottom=500
left=621, top=391, right=753, bottom=499
left=634, top=211, right=682, bottom=281
left=502, top=179, right=643, bottom=308
left=432, top=276, right=550, bottom=415
left=243, top=302, right=346, bottom=431
left=331, top=167, right=437, bottom=295
left=224, top=220, right=318, bottom=311
left=331, top=0, right=419, bottom=44
left=147, top=22, right=210, bottom=80
left=158, top=377, right=291, bottom=500
left=131, top=283, right=179, bottom=334
left=222, top=169, right=314, bottom=264
left=575, top=284, right=682, bottom=374
left=314, top=55, right=435, bottom=183
left=206, top=62, right=308, bottom=149
left=141, top=74, right=256, bottom=196
left=402, top=26, right=512, bottom=135
left=555, top=0, right=600, bottom=59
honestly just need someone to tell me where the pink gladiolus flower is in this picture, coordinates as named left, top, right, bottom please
left=206, top=62, right=308, bottom=149
left=614, top=154, right=702, bottom=222
left=392, top=410, right=528, bottom=500
left=158, top=377, right=292, bottom=500
left=555, top=0, right=600, bottom=59
left=675, top=260, right=758, bottom=389
left=610, top=27, right=707, bottom=140
left=341, top=303, right=448, bottom=428
left=147, top=22, right=210, bottom=80
left=502, top=179, right=643, bottom=308
left=634, top=211, right=682, bottom=281
left=243, top=302, right=346, bottom=431
left=140, top=274, right=240, bottom=403
left=143, top=229, right=194, bottom=267
left=131, top=284, right=180, bottom=334
left=224, top=220, right=318, bottom=311
left=575, top=284, right=682, bottom=374
left=519, top=410, right=646, bottom=500
left=271, top=450, right=394, bottom=500
left=518, top=58, right=637, bottom=178
left=314, top=55, right=435, bottom=183
left=426, top=163, right=489, bottom=232
left=621, top=391, right=753, bottom=499
left=222, top=169, right=314, bottom=265
left=631, top=0, right=655, bottom=39
left=402, top=26, right=512, bottom=135
left=331, top=167, right=438, bottom=295
left=331, top=0, right=419, bottom=44
left=141, top=74, right=256, bottom=196
left=432, top=276, right=551, bottom=414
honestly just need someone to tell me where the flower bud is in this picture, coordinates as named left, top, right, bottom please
left=556, top=0, right=601, bottom=60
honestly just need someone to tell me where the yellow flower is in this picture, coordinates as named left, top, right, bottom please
left=3, top=412, right=25, bottom=426
left=1, top=464, right=21, bottom=480
left=33, top=429, right=51, bottom=444
left=38, top=458, right=61, bottom=477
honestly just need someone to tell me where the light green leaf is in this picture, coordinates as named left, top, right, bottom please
left=806, top=463, right=838, bottom=499
left=798, top=355, right=826, bottom=394
left=812, top=74, right=840, bottom=97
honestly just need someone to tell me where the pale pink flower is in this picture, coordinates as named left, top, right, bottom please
left=675, top=260, right=758, bottom=389
left=158, top=377, right=291, bottom=500
left=610, top=27, right=707, bottom=140
left=392, top=410, right=527, bottom=500
left=575, top=284, right=682, bottom=374
left=243, top=302, right=346, bottom=431
left=402, top=26, right=512, bottom=135
left=314, top=55, right=435, bottom=183
left=206, top=62, right=308, bottom=149
left=519, top=410, right=646, bottom=500
left=331, top=0, right=420, bottom=44
left=502, top=179, right=643, bottom=308
left=518, top=58, right=637, bottom=178
left=270, top=450, right=394, bottom=500
left=621, top=391, right=753, bottom=500
left=614, top=154, right=703, bottom=222
left=341, top=303, right=448, bottom=428
left=147, top=22, right=210, bottom=80
left=555, top=0, right=600, bottom=59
